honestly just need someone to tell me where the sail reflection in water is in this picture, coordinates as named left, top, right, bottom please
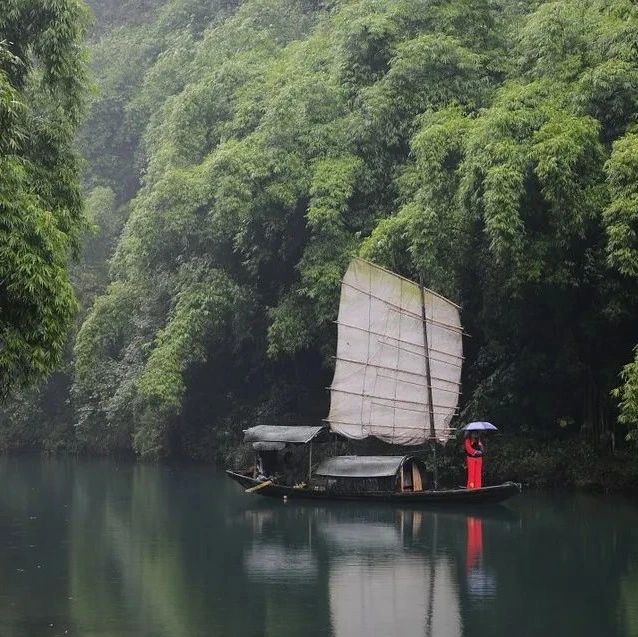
left=244, top=505, right=478, bottom=637
left=245, top=544, right=317, bottom=581
left=323, top=511, right=459, bottom=637
left=329, top=556, right=459, bottom=637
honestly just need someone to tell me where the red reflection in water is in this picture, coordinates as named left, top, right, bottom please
left=466, top=516, right=483, bottom=570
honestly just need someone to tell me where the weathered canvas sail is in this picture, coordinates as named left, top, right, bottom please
left=327, top=258, right=463, bottom=445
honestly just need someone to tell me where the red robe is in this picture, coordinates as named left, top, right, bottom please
left=465, top=437, right=484, bottom=489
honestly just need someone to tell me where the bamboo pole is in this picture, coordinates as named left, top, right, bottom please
left=420, top=275, right=438, bottom=490
left=245, top=480, right=273, bottom=493
left=331, top=355, right=463, bottom=384
left=332, top=323, right=465, bottom=362
left=341, top=281, right=464, bottom=331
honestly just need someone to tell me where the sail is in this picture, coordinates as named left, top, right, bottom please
left=327, top=258, right=463, bottom=445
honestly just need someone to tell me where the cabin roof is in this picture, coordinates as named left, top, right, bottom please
left=251, top=441, right=286, bottom=451
left=314, top=455, right=410, bottom=478
left=243, top=425, right=325, bottom=445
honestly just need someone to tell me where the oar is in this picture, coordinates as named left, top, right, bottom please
left=245, top=479, right=273, bottom=494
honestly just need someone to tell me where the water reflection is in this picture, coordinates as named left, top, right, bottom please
left=0, top=457, right=637, bottom=637
left=323, top=510, right=459, bottom=637
left=243, top=504, right=519, bottom=637
left=465, top=517, right=496, bottom=599
left=69, top=464, right=201, bottom=636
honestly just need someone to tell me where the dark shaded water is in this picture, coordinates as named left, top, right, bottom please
left=0, top=456, right=637, bottom=637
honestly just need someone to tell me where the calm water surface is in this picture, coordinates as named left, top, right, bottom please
left=1, top=456, right=637, bottom=637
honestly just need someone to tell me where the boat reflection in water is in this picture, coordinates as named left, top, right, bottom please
left=243, top=503, right=518, bottom=637
left=323, top=509, right=460, bottom=637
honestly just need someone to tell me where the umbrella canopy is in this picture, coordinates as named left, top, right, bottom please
left=462, top=421, right=498, bottom=432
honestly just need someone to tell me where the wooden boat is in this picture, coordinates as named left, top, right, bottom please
left=228, top=426, right=521, bottom=505
left=227, top=258, right=521, bottom=505
left=226, top=465, right=521, bottom=505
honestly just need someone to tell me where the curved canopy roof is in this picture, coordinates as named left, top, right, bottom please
left=315, top=455, right=415, bottom=478
left=251, top=441, right=286, bottom=451
left=243, top=425, right=325, bottom=445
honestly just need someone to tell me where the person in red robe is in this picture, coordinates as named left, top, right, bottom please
left=465, top=432, right=484, bottom=489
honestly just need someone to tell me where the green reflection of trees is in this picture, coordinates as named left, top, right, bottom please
left=0, top=457, right=78, bottom=635
left=621, top=570, right=638, bottom=637
left=70, top=465, right=262, bottom=637
left=69, top=464, right=196, bottom=636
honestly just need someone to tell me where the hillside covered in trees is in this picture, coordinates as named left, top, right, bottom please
left=2, top=0, right=638, bottom=470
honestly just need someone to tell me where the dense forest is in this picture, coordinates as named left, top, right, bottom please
left=2, top=0, right=638, bottom=473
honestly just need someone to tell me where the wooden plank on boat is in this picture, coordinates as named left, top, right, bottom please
left=412, top=463, right=423, bottom=491
left=245, top=480, right=273, bottom=493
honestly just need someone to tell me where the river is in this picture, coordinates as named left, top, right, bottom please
left=0, top=456, right=637, bottom=636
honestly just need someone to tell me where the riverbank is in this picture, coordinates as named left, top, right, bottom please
left=482, top=436, right=638, bottom=493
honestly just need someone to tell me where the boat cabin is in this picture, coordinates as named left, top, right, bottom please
left=243, top=425, right=327, bottom=484
left=313, top=455, right=430, bottom=494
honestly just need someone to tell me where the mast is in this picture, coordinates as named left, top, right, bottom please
left=419, top=275, right=436, bottom=440
left=420, top=275, right=439, bottom=489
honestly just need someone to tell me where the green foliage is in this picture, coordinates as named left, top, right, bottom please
left=481, top=435, right=638, bottom=491
left=6, top=0, right=638, bottom=460
left=73, top=280, right=148, bottom=452
left=0, top=1, right=89, bottom=396
left=69, top=0, right=638, bottom=458
left=134, top=267, right=248, bottom=455
left=604, top=133, right=638, bottom=277
left=614, top=348, right=638, bottom=442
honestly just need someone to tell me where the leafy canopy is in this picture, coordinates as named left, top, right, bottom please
left=0, top=0, right=89, bottom=395
left=52, top=0, right=638, bottom=454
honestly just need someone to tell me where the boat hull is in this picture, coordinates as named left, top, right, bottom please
left=225, top=470, right=521, bottom=505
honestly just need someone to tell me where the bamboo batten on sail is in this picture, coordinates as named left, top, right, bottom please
left=327, top=258, right=463, bottom=445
